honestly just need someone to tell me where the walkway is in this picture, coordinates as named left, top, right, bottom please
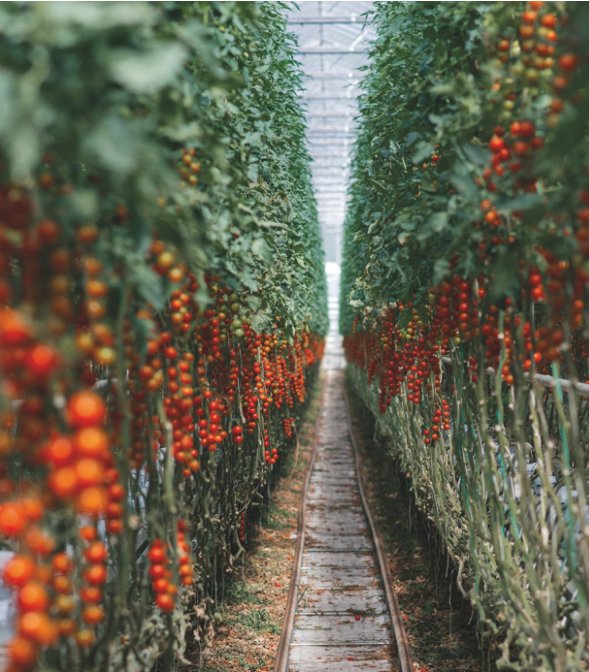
left=287, top=369, right=399, bottom=671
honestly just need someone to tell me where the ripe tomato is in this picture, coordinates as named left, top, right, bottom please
left=58, top=618, right=76, bottom=637
left=24, top=527, right=55, bottom=556
left=19, top=495, right=43, bottom=523
left=0, top=309, right=30, bottom=346
left=559, top=53, right=577, bottom=71
left=52, top=552, right=73, bottom=575
left=152, top=578, right=169, bottom=593
left=24, top=344, right=60, bottom=379
left=75, top=486, right=107, bottom=516
left=43, top=435, right=75, bottom=467
left=53, top=575, right=72, bottom=595
left=8, top=636, right=37, bottom=667
left=108, top=483, right=124, bottom=501
left=0, top=502, right=26, bottom=537
left=83, top=564, right=107, bottom=586
left=18, top=611, right=58, bottom=645
left=488, top=135, right=504, bottom=153
left=48, top=467, right=78, bottom=499
left=148, top=545, right=166, bottom=564
left=17, top=581, right=49, bottom=612
left=80, top=586, right=102, bottom=604
left=155, top=593, right=175, bottom=612
left=72, top=427, right=110, bottom=459
left=82, top=605, right=104, bottom=625
left=73, top=458, right=104, bottom=489
left=79, top=524, right=97, bottom=542
left=2, top=555, right=36, bottom=587
left=84, top=541, right=107, bottom=565
left=67, top=391, right=106, bottom=428
left=149, top=564, right=165, bottom=580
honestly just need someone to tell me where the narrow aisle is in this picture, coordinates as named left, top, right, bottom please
left=287, top=370, right=399, bottom=671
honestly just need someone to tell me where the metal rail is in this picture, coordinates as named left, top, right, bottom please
left=275, top=373, right=413, bottom=672
left=343, top=383, right=414, bottom=672
left=440, top=356, right=589, bottom=397
left=274, top=382, right=325, bottom=672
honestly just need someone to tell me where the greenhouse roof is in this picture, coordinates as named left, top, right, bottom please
left=287, top=1, right=375, bottom=264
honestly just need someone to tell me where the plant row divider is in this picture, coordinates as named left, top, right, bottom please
left=440, top=356, right=589, bottom=397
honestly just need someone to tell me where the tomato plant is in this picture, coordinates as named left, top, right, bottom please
left=341, top=2, right=589, bottom=670
left=0, top=3, right=326, bottom=671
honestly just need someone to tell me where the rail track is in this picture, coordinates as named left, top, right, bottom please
left=275, top=368, right=412, bottom=672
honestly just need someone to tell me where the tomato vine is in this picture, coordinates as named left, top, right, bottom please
left=0, top=3, right=326, bottom=670
left=341, top=2, right=589, bottom=669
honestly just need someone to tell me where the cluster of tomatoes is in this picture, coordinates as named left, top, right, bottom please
left=0, top=158, right=323, bottom=671
left=422, top=400, right=451, bottom=446
left=147, top=532, right=193, bottom=614
left=0, top=177, right=116, bottom=666
left=346, top=2, right=589, bottom=439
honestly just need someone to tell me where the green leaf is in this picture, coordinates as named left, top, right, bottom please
left=433, top=258, right=450, bottom=284
left=413, top=141, right=434, bottom=163
left=130, top=265, right=164, bottom=309
left=458, top=142, right=487, bottom=167
left=251, top=238, right=270, bottom=260
left=246, top=295, right=261, bottom=311
left=110, top=42, right=187, bottom=94
left=430, top=211, right=447, bottom=233
left=497, top=193, right=543, bottom=214
left=251, top=311, right=272, bottom=332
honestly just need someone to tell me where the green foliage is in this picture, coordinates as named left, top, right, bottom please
left=341, top=2, right=589, bottom=670
left=341, top=2, right=493, bottom=333
left=0, top=1, right=327, bottom=337
left=0, top=2, right=326, bottom=669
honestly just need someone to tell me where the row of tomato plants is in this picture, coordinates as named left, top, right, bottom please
left=0, top=3, right=326, bottom=671
left=341, top=2, right=589, bottom=670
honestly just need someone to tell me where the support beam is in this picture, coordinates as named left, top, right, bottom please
left=311, top=154, right=353, bottom=159
left=288, top=16, right=367, bottom=25
left=303, top=96, right=358, bottom=101
left=306, top=117, right=355, bottom=122
left=299, top=48, right=368, bottom=55
left=313, top=175, right=348, bottom=188
left=314, top=179, right=350, bottom=184
left=302, top=73, right=362, bottom=81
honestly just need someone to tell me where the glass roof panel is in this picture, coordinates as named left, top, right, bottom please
left=286, top=1, right=374, bottom=264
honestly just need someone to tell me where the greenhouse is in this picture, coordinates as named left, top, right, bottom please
left=0, top=2, right=588, bottom=671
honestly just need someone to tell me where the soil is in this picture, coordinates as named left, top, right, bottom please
left=194, top=374, right=323, bottom=672
left=346, top=380, right=495, bottom=672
